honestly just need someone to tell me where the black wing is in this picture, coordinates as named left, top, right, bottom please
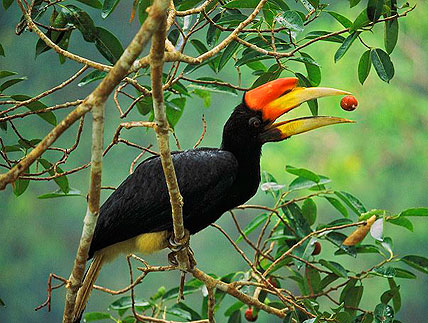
left=89, top=148, right=238, bottom=257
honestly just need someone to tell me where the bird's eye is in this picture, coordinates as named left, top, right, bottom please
left=249, top=117, right=261, bottom=128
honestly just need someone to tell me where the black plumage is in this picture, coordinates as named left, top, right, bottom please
left=89, top=102, right=264, bottom=258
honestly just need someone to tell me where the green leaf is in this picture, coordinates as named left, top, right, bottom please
left=344, top=285, right=363, bottom=316
left=286, top=165, right=320, bottom=182
left=236, top=213, right=269, bottom=243
left=294, top=72, right=318, bottom=115
left=357, top=313, right=374, bottom=323
left=162, top=285, right=200, bottom=300
left=327, top=11, right=352, bottom=28
left=399, top=207, right=428, bottom=217
left=387, top=278, right=401, bottom=313
left=227, top=309, right=242, bottom=323
left=165, top=97, right=185, bottom=128
left=2, top=0, right=13, bottom=10
left=0, top=77, right=27, bottom=92
left=325, top=196, right=349, bottom=218
left=373, top=266, right=396, bottom=278
left=367, top=0, right=383, bottom=22
left=304, top=31, right=346, bottom=43
left=206, top=13, right=222, bottom=47
left=334, top=190, right=367, bottom=215
left=387, top=216, right=413, bottom=232
left=352, top=9, right=370, bottom=31
left=276, top=10, right=304, bottom=32
left=102, top=0, right=121, bottom=18
left=217, top=13, right=248, bottom=27
left=189, top=77, right=238, bottom=95
left=0, top=70, right=18, bottom=79
left=385, top=18, right=398, bottom=54
left=0, top=44, right=4, bottom=56
left=349, top=0, right=362, bottom=7
left=11, top=95, right=57, bottom=126
left=320, top=273, right=339, bottom=289
left=334, top=32, right=360, bottom=62
left=37, top=188, right=82, bottom=199
left=39, top=158, right=70, bottom=193
left=393, top=267, right=416, bottom=279
left=170, top=302, right=201, bottom=321
left=304, top=265, right=321, bottom=294
left=138, top=0, right=150, bottom=23
left=381, top=286, right=400, bottom=305
left=62, top=5, right=98, bottom=42
left=358, top=50, right=371, bottom=85
left=177, top=0, right=203, bottom=10
left=340, top=279, right=357, bottom=303
left=225, top=301, right=245, bottom=316
left=302, top=198, right=317, bottom=226
left=319, top=259, right=347, bottom=278
left=94, top=27, right=124, bottom=64
left=193, top=89, right=211, bottom=108
left=335, top=311, right=352, bottom=323
left=371, top=48, right=394, bottom=82
left=224, top=0, right=259, bottom=8
left=0, top=297, right=4, bottom=306
left=84, top=312, right=113, bottom=321
left=299, top=52, right=321, bottom=86
left=190, top=40, right=218, bottom=72
left=218, top=41, right=240, bottom=72
left=109, top=296, right=151, bottom=311
left=400, top=255, right=428, bottom=274
left=374, top=303, right=394, bottom=322
left=78, top=70, right=107, bottom=87
left=12, top=178, right=29, bottom=197
left=289, top=176, right=331, bottom=191
left=76, top=0, right=102, bottom=9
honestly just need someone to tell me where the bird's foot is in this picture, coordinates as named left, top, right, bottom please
left=167, top=230, right=196, bottom=269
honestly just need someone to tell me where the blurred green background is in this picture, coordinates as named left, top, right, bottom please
left=1, top=1, right=427, bottom=322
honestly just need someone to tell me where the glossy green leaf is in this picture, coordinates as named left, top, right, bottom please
left=401, top=255, right=428, bottom=274
left=339, top=279, right=357, bottom=303
left=189, top=77, right=238, bottom=95
left=356, top=313, right=374, bottom=323
left=373, top=266, right=396, bottom=278
left=335, top=190, right=367, bottom=215
left=304, top=265, right=321, bottom=294
left=352, top=9, right=370, bottom=31
left=327, top=11, right=352, bottom=28
left=109, top=296, right=151, bottom=311
left=206, top=13, right=222, bottom=47
left=371, top=48, right=394, bottom=82
left=302, top=198, right=317, bottom=226
left=335, top=311, right=352, bottom=323
left=300, top=52, right=321, bottom=86
left=349, top=0, right=362, bottom=7
left=387, top=278, right=401, bottom=313
left=358, top=50, right=371, bottom=85
left=165, top=97, right=185, bottom=128
left=227, top=309, right=241, bottom=323
left=169, top=302, right=201, bottom=321
left=385, top=18, right=399, bottom=54
left=399, top=207, right=428, bottom=217
left=11, top=95, right=57, bottom=126
left=37, top=188, right=82, bottom=199
left=76, top=0, right=102, bottom=9
left=2, top=0, right=13, bottom=10
left=78, top=70, right=107, bottom=87
left=295, top=72, right=318, bottom=115
left=320, top=273, right=339, bottom=289
left=83, top=312, right=113, bottom=321
left=162, top=285, right=200, bottom=300
left=387, top=216, right=413, bottom=232
left=0, top=77, right=27, bottom=92
left=0, top=70, right=17, bottom=79
left=12, top=178, right=30, bottom=197
left=236, top=213, right=268, bottom=243
left=95, top=27, right=124, bottom=64
left=190, top=39, right=217, bottom=72
left=217, top=13, right=247, bottom=27
left=304, top=31, right=346, bottom=43
left=224, top=301, right=245, bottom=316
left=102, top=0, right=121, bottom=18
left=218, top=41, right=240, bottom=72
left=374, top=303, right=394, bottom=322
left=224, top=0, right=259, bottom=8
left=289, top=176, right=330, bottom=191
left=138, top=0, right=150, bottom=23
left=345, top=285, right=363, bottom=316
left=38, top=159, right=69, bottom=193
left=319, top=259, right=348, bottom=278
left=367, top=0, right=383, bottom=22
left=276, top=10, right=304, bottom=32
left=62, top=5, right=97, bottom=42
left=334, top=32, right=360, bottom=62
left=286, top=165, right=320, bottom=182
left=177, top=0, right=203, bottom=10
left=325, top=196, right=349, bottom=218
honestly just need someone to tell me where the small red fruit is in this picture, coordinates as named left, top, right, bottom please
left=340, top=95, right=358, bottom=111
left=312, top=242, right=322, bottom=255
left=245, top=307, right=258, bottom=322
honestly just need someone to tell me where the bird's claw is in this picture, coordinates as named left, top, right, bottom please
left=167, top=230, right=196, bottom=269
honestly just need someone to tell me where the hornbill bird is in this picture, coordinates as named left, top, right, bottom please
left=73, top=77, right=353, bottom=321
